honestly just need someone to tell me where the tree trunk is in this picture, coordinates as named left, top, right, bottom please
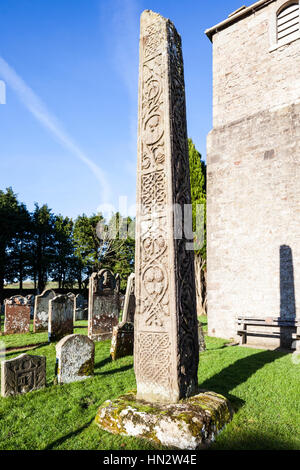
left=194, top=253, right=207, bottom=316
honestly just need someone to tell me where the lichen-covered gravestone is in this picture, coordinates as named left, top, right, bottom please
left=96, top=10, right=232, bottom=450
left=56, top=334, right=95, bottom=384
left=48, top=295, right=74, bottom=342
left=4, top=296, right=31, bottom=334
left=88, top=269, right=120, bottom=341
left=121, top=273, right=135, bottom=323
left=26, top=295, right=35, bottom=319
left=110, top=321, right=134, bottom=361
left=1, top=353, right=46, bottom=397
left=34, top=289, right=56, bottom=332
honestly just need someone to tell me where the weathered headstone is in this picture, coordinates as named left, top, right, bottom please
left=88, top=269, right=120, bottom=341
left=198, top=321, right=206, bottom=353
left=74, top=294, right=86, bottom=321
left=56, top=334, right=94, bottom=384
left=1, top=353, right=46, bottom=397
left=48, top=294, right=73, bottom=342
left=4, top=296, right=30, bottom=335
left=26, top=295, right=35, bottom=319
left=110, top=321, right=134, bottom=361
left=122, top=273, right=135, bottom=323
left=96, top=10, right=232, bottom=448
left=33, top=289, right=56, bottom=332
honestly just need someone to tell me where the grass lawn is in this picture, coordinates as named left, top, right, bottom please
left=0, top=317, right=299, bottom=450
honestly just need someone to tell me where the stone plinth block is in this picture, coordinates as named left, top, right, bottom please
left=1, top=353, right=46, bottom=397
left=95, top=391, right=232, bottom=450
left=4, top=296, right=30, bottom=334
left=110, top=322, right=134, bottom=361
left=34, top=289, right=56, bottom=332
left=48, top=295, right=73, bottom=342
left=56, top=334, right=95, bottom=384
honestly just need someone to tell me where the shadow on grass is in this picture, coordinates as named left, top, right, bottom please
left=200, top=349, right=289, bottom=411
left=94, top=356, right=112, bottom=370
left=44, top=418, right=95, bottom=450
left=209, top=432, right=298, bottom=451
left=94, top=364, right=133, bottom=377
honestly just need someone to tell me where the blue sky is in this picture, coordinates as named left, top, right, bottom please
left=0, top=0, right=252, bottom=219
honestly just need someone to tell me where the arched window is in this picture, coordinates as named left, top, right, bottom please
left=277, top=1, right=299, bottom=42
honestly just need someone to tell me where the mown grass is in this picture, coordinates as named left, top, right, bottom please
left=0, top=317, right=299, bottom=450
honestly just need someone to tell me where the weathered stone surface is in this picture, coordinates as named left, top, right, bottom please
left=26, top=295, right=35, bottom=319
left=134, top=10, right=198, bottom=404
left=34, top=289, right=56, bottom=333
left=1, top=353, right=46, bottom=397
left=88, top=269, right=120, bottom=342
left=122, top=273, right=135, bottom=323
left=48, top=295, right=73, bottom=342
left=198, top=321, right=206, bottom=353
left=206, top=2, right=300, bottom=347
left=95, top=390, right=232, bottom=450
left=110, top=321, right=134, bottom=361
left=4, top=296, right=30, bottom=335
left=56, top=334, right=95, bottom=384
left=74, top=294, right=87, bottom=321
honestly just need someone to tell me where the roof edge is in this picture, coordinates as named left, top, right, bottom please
left=205, top=0, right=276, bottom=41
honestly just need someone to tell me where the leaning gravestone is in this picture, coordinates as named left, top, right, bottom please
left=34, top=289, right=56, bottom=332
left=48, top=295, right=73, bottom=342
left=4, top=296, right=30, bottom=334
left=96, top=10, right=232, bottom=449
left=122, top=273, right=135, bottom=323
left=110, top=321, right=134, bottom=361
left=88, top=269, right=120, bottom=341
left=56, top=334, right=95, bottom=384
left=1, top=353, right=46, bottom=397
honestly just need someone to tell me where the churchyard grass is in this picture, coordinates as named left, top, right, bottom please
left=0, top=320, right=299, bottom=450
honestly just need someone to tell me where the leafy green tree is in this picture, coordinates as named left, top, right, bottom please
left=52, top=215, right=74, bottom=289
left=188, top=138, right=207, bottom=315
left=29, top=204, right=56, bottom=293
left=0, top=188, right=28, bottom=300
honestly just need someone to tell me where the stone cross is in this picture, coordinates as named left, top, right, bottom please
left=33, top=289, right=56, bottom=332
left=122, top=273, right=135, bottom=323
left=4, top=296, right=30, bottom=334
left=134, top=10, right=199, bottom=404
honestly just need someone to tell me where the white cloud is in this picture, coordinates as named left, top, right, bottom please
left=0, top=56, right=112, bottom=204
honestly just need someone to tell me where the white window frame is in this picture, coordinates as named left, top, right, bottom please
left=269, top=0, right=300, bottom=52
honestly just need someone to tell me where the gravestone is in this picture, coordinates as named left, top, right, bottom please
left=88, top=269, right=120, bottom=341
left=110, top=321, right=134, bottom=361
left=34, top=289, right=56, bottom=332
left=48, top=295, right=73, bottom=342
left=4, top=296, right=30, bottom=335
left=198, top=321, right=206, bottom=353
left=26, top=295, right=35, bottom=319
left=74, top=294, right=86, bottom=321
left=122, top=273, right=135, bottom=323
left=1, top=353, right=46, bottom=397
left=56, top=334, right=94, bottom=384
left=96, top=10, right=232, bottom=449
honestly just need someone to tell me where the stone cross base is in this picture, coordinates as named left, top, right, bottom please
left=95, top=390, right=232, bottom=450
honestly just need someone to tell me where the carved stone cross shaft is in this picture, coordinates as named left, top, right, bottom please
left=134, top=10, right=199, bottom=404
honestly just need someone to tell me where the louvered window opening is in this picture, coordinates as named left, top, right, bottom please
left=277, top=3, right=299, bottom=41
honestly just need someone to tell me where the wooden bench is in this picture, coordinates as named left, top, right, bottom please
left=236, top=316, right=300, bottom=349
